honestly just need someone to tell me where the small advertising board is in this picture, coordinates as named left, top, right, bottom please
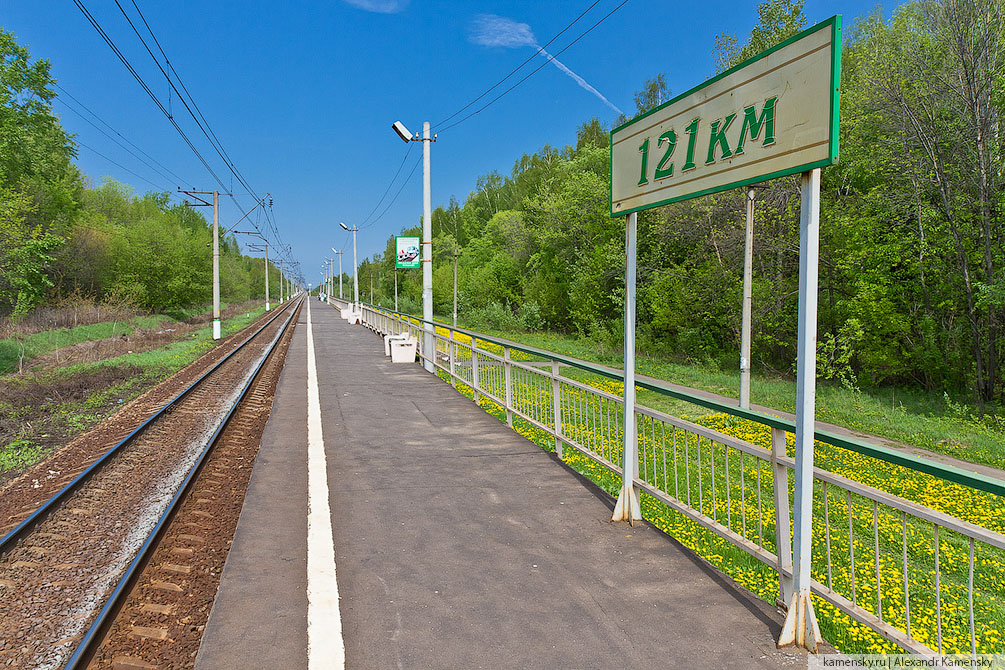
left=395, top=236, right=420, bottom=269
left=610, top=16, right=841, bottom=216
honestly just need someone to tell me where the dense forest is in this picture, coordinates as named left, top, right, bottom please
left=2, top=0, right=1002, bottom=409
left=0, top=28, right=284, bottom=320
left=354, top=0, right=1004, bottom=410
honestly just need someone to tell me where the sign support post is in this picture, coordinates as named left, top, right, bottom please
left=612, top=211, right=642, bottom=523
left=607, top=15, right=840, bottom=651
left=778, top=167, right=823, bottom=651
left=740, top=188, right=755, bottom=409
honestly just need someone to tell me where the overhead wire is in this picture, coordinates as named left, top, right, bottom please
left=353, top=0, right=626, bottom=244
left=360, top=154, right=422, bottom=231
left=56, top=98, right=182, bottom=190
left=75, top=0, right=293, bottom=267
left=110, top=0, right=286, bottom=255
left=431, top=0, right=602, bottom=131
left=55, top=83, right=188, bottom=186
left=358, top=142, right=414, bottom=228
left=75, top=139, right=170, bottom=191
left=72, top=0, right=229, bottom=192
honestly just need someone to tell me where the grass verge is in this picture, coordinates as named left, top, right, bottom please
left=0, top=305, right=267, bottom=475
left=452, top=325, right=1005, bottom=471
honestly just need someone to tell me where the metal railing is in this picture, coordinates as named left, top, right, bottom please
left=346, top=299, right=1005, bottom=657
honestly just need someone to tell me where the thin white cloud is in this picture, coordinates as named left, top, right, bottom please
left=469, top=14, right=536, bottom=48
left=343, top=0, right=409, bottom=13
left=467, top=13, right=622, bottom=116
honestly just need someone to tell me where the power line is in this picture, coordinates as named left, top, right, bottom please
left=55, top=83, right=188, bottom=184
left=54, top=89, right=186, bottom=188
left=437, top=0, right=631, bottom=134
left=361, top=154, right=422, bottom=231
left=351, top=2, right=612, bottom=239
left=75, top=139, right=170, bottom=192
left=74, top=0, right=294, bottom=265
left=432, top=0, right=603, bottom=131
left=111, top=0, right=278, bottom=245
left=359, top=143, right=414, bottom=228
left=72, top=0, right=229, bottom=190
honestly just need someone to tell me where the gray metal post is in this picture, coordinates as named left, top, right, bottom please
left=551, top=359, right=562, bottom=458
left=449, top=331, right=456, bottom=389
left=778, top=168, right=823, bottom=651
left=352, top=226, right=359, bottom=306
left=338, top=251, right=343, bottom=300
left=740, top=188, right=754, bottom=409
left=264, top=243, right=270, bottom=311
left=771, top=425, right=794, bottom=605
left=504, top=347, right=513, bottom=427
left=394, top=269, right=398, bottom=312
left=421, top=121, right=434, bottom=373
left=212, top=190, right=220, bottom=340
left=613, top=211, right=641, bottom=523
left=453, top=243, right=459, bottom=328
left=472, top=343, right=480, bottom=404
left=278, top=260, right=284, bottom=303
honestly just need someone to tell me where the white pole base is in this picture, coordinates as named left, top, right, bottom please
left=266, top=302, right=271, bottom=311
left=212, top=319, right=221, bottom=340
left=777, top=589, right=822, bottom=652
left=611, top=484, right=642, bottom=524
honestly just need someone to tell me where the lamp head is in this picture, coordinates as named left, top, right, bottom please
left=392, top=121, right=412, bottom=143
left=339, top=221, right=349, bottom=231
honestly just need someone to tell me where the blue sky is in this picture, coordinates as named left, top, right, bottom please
left=4, top=0, right=899, bottom=288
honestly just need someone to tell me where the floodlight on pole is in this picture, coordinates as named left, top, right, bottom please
left=340, top=222, right=359, bottom=305
left=392, top=119, right=436, bottom=372
left=392, top=121, right=412, bottom=142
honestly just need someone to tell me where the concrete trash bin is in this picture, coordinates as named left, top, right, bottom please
left=390, top=338, right=417, bottom=363
left=384, top=333, right=410, bottom=356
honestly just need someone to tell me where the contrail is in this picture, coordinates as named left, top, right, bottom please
left=469, top=14, right=623, bottom=116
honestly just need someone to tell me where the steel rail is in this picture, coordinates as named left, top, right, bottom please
left=62, top=296, right=302, bottom=669
left=0, top=299, right=298, bottom=553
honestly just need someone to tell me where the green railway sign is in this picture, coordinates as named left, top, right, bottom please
left=610, top=16, right=841, bottom=216
left=395, top=236, right=420, bottom=269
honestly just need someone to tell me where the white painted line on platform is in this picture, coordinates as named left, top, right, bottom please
left=306, top=298, right=345, bottom=668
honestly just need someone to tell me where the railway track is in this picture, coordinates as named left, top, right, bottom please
left=0, top=297, right=303, bottom=669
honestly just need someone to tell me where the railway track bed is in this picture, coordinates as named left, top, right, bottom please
left=0, top=298, right=302, bottom=669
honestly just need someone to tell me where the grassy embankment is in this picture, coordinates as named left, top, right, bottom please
left=453, top=326, right=1005, bottom=471
left=0, top=304, right=268, bottom=473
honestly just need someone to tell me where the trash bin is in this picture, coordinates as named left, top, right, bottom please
left=384, top=333, right=410, bottom=356
left=390, top=337, right=417, bottom=363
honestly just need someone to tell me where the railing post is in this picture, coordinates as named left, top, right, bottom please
left=551, top=360, right=562, bottom=458
left=472, top=339, right=480, bottom=405
left=771, top=426, right=794, bottom=607
left=450, top=331, right=456, bottom=389
left=504, top=347, right=513, bottom=427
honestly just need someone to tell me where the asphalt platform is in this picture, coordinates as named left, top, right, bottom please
left=195, top=298, right=813, bottom=669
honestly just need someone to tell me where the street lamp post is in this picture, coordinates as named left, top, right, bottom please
left=331, top=248, right=343, bottom=300
left=339, top=222, right=359, bottom=306
left=392, top=120, right=436, bottom=372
